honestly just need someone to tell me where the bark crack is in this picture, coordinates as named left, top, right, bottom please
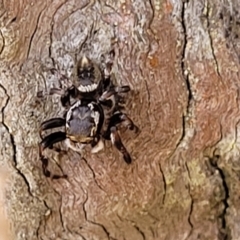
left=1, top=82, right=52, bottom=238
left=133, top=225, right=146, bottom=240
left=81, top=157, right=107, bottom=193
left=1, top=83, right=50, bottom=237
left=48, top=1, right=70, bottom=66
left=185, top=163, right=194, bottom=239
left=118, top=214, right=147, bottom=240
left=148, top=0, right=154, bottom=29
left=186, top=185, right=194, bottom=239
left=204, top=1, right=221, bottom=77
left=181, top=0, right=192, bottom=114
left=209, top=154, right=229, bottom=240
left=36, top=200, right=51, bottom=240
left=0, top=29, right=5, bottom=55
left=0, top=83, right=32, bottom=195
left=59, top=194, right=65, bottom=230
left=159, top=163, right=166, bottom=204
left=26, top=7, right=45, bottom=60
left=176, top=0, right=193, bottom=148
left=82, top=193, right=116, bottom=240
left=49, top=11, right=55, bottom=66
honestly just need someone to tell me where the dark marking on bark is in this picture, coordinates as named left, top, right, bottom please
left=175, top=1, right=193, bottom=148
left=204, top=1, right=221, bottom=77
left=49, top=12, right=55, bottom=66
left=186, top=184, right=194, bottom=239
left=209, top=155, right=229, bottom=240
left=75, top=232, right=87, bottom=240
left=185, top=162, right=191, bottom=179
left=78, top=233, right=87, bottom=240
left=185, top=163, right=194, bottom=238
left=181, top=1, right=192, bottom=109
left=119, top=214, right=147, bottom=240
left=133, top=225, right=146, bottom=240
left=0, top=29, right=5, bottom=55
left=159, top=163, right=166, bottom=204
left=75, top=32, right=89, bottom=60
left=36, top=218, right=41, bottom=239
left=10, top=17, right=17, bottom=23
left=177, top=115, right=186, bottom=148
left=148, top=0, right=155, bottom=30
left=81, top=157, right=107, bottom=193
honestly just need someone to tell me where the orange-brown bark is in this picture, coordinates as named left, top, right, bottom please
left=1, top=0, right=240, bottom=239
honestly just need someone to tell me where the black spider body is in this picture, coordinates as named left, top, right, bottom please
left=39, top=55, right=138, bottom=178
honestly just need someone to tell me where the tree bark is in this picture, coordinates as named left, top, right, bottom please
left=1, top=0, right=240, bottom=239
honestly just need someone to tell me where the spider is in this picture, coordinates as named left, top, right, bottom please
left=48, top=54, right=133, bottom=140
left=39, top=55, right=138, bottom=178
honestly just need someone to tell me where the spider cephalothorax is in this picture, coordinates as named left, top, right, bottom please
left=49, top=53, right=129, bottom=106
left=75, top=55, right=102, bottom=94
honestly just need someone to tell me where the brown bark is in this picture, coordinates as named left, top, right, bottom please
left=1, top=0, right=240, bottom=239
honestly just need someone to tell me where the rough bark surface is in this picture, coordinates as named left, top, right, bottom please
left=1, top=0, right=240, bottom=239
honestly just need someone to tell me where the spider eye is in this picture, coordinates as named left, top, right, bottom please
left=80, top=72, right=85, bottom=78
left=78, top=71, right=93, bottom=79
left=88, top=66, right=94, bottom=71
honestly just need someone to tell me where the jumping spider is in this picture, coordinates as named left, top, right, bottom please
left=39, top=55, right=138, bottom=179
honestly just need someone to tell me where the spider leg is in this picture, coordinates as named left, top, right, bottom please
left=49, top=87, right=70, bottom=108
left=49, top=86, right=78, bottom=108
left=110, top=126, right=131, bottom=164
left=39, top=118, right=66, bottom=138
left=91, top=137, right=105, bottom=153
left=113, top=85, right=131, bottom=93
left=103, top=49, right=115, bottom=80
left=50, top=68, right=70, bottom=88
left=49, top=68, right=79, bottom=107
left=99, top=86, right=130, bottom=102
left=117, top=113, right=139, bottom=132
left=60, top=89, right=71, bottom=107
left=39, top=131, right=67, bottom=179
left=64, top=138, right=85, bottom=154
left=49, top=87, right=65, bottom=95
left=104, top=112, right=139, bottom=140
